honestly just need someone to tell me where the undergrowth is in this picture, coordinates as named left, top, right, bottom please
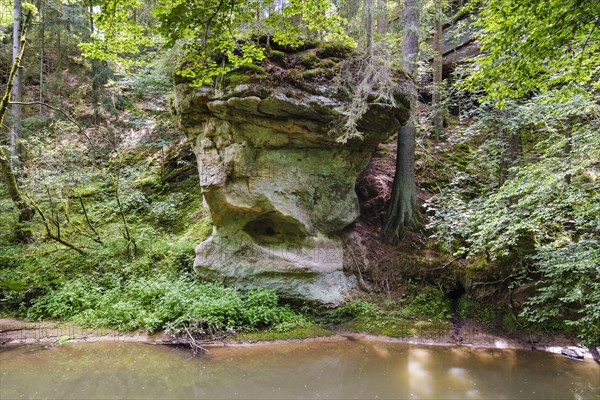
left=0, top=55, right=311, bottom=338
left=26, top=275, right=308, bottom=334
left=332, top=286, right=452, bottom=337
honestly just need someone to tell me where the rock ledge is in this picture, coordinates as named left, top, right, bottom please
left=174, top=77, right=409, bottom=304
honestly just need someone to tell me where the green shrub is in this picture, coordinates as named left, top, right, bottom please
left=148, top=193, right=187, bottom=227
left=404, top=287, right=453, bottom=320
left=267, top=49, right=286, bottom=62
left=297, top=53, right=321, bottom=68
left=121, top=189, right=150, bottom=213
left=236, top=63, right=266, bottom=74
left=26, top=275, right=308, bottom=334
left=501, top=313, right=519, bottom=332
left=457, top=294, right=502, bottom=326
left=316, top=42, right=353, bottom=59
left=520, top=239, right=600, bottom=346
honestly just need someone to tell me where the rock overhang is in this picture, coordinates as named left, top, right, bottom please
left=175, top=73, right=409, bottom=305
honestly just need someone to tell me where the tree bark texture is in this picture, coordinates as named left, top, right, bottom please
left=10, top=0, right=23, bottom=170
left=432, top=4, right=444, bottom=137
left=1, top=9, right=34, bottom=242
left=376, top=0, right=387, bottom=34
left=365, top=0, right=374, bottom=58
left=382, top=0, right=420, bottom=244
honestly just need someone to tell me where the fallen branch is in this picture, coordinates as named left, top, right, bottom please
left=347, top=245, right=371, bottom=293
left=183, top=325, right=209, bottom=355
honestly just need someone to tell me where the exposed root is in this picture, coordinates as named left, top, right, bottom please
left=344, top=143, right=460, bottom=296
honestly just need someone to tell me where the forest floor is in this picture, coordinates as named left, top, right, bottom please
left=2, top=317, right=597, bottom=362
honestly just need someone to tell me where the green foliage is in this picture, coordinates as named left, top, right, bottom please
left=79, top=0, right=152, bottom=63
left=520, top=239, right=600, bottom=346
left=297, top=53, right=321, bottom=68
left=316, top=42, right=354, bottom=59
left=266, top=49, right=286, bottom=62
left=0, top=61, right=214, bottom=330
left=467, top=0, right=600, bottom=102
left=148, top=193, right=187, bottom=227
left=501, top=313, right=519, bottom=333
left=404, top=286, right=453, bottom=320
left=457, top=295, right=502, bottom=326
left=151, top=0, right=353, bottom=86
left=27, top=274, right=308, bottom=334
left=428, top=93, right=599, bottom=258
left=428, top=70, right=600, bottom=345
left=334, top=287, right=452, bottom=337
left=234, top=324, right=332, bottom=341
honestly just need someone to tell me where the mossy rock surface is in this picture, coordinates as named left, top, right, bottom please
left=174, top=64, right=410, bottom=305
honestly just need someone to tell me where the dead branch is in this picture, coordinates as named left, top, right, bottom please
left=111, top=174, right=137, bottom=256
left=24, top=193, right=88, bottom=255
left=9, top=100, right=93, bottom=145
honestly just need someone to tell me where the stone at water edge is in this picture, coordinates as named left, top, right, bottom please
left=174, top=79, right=409, bottom=305
left=560, top=348, right=584, bottom=360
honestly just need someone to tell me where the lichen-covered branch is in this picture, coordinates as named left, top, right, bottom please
left=0, top=11, right=34, bottom=242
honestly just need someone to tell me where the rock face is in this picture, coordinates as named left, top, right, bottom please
left=174, top=77, right=409, bottom=304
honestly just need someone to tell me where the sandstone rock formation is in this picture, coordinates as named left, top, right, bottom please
left=174, top=76, right=409, bottom=304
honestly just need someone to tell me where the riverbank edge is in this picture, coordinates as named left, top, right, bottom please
left=1, top=317, right=598, bottom=362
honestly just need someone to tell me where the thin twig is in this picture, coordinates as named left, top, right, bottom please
left=79, top=196, right=103, bottom=245
left=24, top=192, right=88, bottom=255
left=111, top=174, right=136, bottom=256
left=9, top=101, right=92, bottom=145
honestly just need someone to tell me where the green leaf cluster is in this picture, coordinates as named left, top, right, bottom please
left=427, top=86, right=600, bottom=344
left=79, top=0, right=152, bottom=64
left=26, top=274, right=308, bottom=334
left=520, top=240, right=600, bottom=346
left=466, top=0, right=600, bottom=102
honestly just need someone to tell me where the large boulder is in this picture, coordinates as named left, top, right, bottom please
left=174, top=75, right=409, bottom=305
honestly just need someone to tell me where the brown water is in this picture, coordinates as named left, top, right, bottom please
left=1, top=340, right=598, bottom=399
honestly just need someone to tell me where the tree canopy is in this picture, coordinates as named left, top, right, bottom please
left=467, top=0, right=600, bottom=103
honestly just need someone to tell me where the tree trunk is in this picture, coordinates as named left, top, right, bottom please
left=10, top=0, right=23, bottom=170
left=382, top=0, right=420, bottom=244
left=499, top=122, right=522, bottom=187
left=365, top=0, right=374, bottom=58
left=376, top=0, right=387, bottom=34
left=401, top=0, right=420, bottom=77
left=382, top=126, right=418, bottom=243
left=563, top=118, right=573, bottom=185
left=432, top=2, right=444, bottom=138
left=1, top=11, right=34, bottom=242
left=39, top=0, right=44, bottom=115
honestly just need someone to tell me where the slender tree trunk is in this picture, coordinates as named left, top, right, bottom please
left=401, top=0, right=419, bottom=77
left=10, top=0, right=23, bottom=170
left=376, top=0, right=387, bottom=34
left=432, top=1, right=444, bottom=138
left=365, top=0, right=374, bottom=58
left=1, top=11, right=34, bottom=242
left=89, top=4, right=94, bottom=33
left=499, top=121, right=522, bottom=187
left=383, top=0, right=420, bottom=244
left=39, top=0, right=44, bottom=115
left=383, top=126, right=417, bottom=241
left=563, top=118, right=573, bottom=185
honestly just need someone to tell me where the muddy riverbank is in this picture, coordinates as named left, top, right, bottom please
left=1, top=317, right=598, bottom=361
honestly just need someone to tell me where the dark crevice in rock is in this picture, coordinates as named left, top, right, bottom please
left=243, top=212, right=308, bottom=245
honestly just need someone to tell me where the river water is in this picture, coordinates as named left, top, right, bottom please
left=1, top=340, right=598, bottom=399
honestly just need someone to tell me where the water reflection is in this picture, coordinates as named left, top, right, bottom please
left=1, top=340, right=598, bottom=399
